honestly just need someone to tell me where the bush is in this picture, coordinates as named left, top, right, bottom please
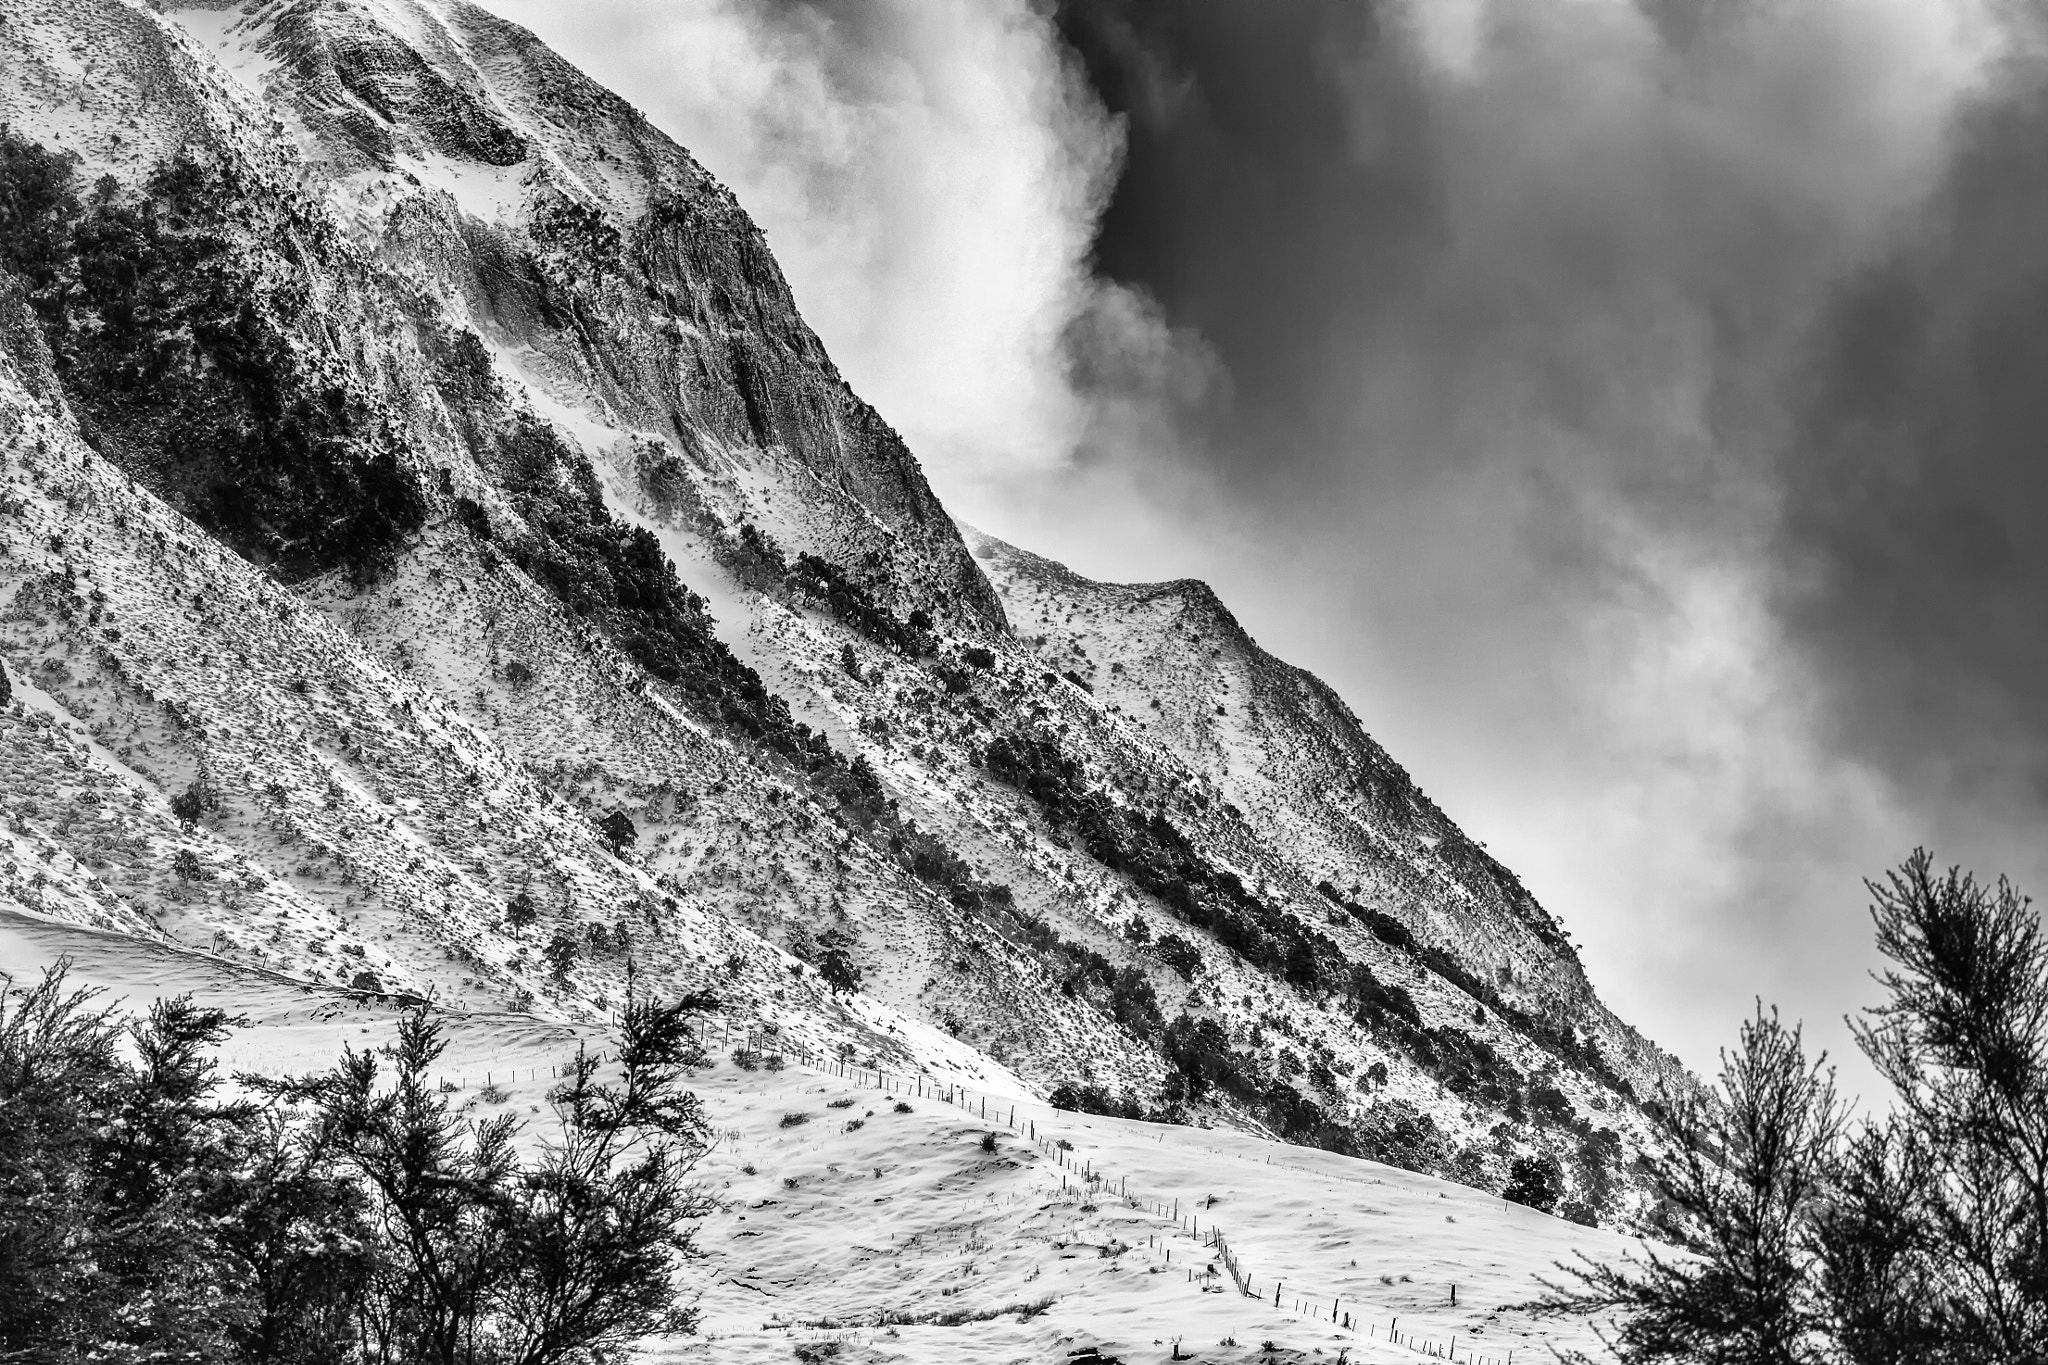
left=893, top=1101, right=912, bottom=1113
left=543, top=927, right=579, bottom=979
left=1047, top=1081, right=1144, bottom=1121
left=1153, top=932, right=1204, bottom=981
left=505, top=891, right=539, bottom=937
left=779, top=1112, right=809, bottom=1128
left=980, top=1131, right=999, bottom=1154
left=0, top=963, right=718, bottom=1364
left=982, top=730, right=1344, bottom=995
left=1504, top=1153, right=1564, bottom=1214
left=596, top=809, right=636, bottom=856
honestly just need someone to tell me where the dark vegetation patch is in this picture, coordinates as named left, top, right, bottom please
left=0, top=130, right=425, bottom=578
left=990, top=728, right=1627, bottom=1191
left=1318, top=880, right=1634, bottom=1099
left=787, top=549, right=933, bottom=656
left=982, top=730, right=1344, bottom=994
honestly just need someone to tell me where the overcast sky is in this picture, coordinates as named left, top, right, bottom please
left=481, top=0, right=2048, bottom=1099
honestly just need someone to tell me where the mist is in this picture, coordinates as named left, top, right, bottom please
left=479, top=0, right=2048, bottom=1095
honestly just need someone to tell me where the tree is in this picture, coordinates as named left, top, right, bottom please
left=170, top=781, right=212, bottom=831
left=1810, top=1123, right=1950, bottom=1364
left=1542, top=1005, right=1841, bottom=1364
left=253, top=987, right=717, bottom=1365
left=1545, top=852, right=2048, bottom=1363
left=596, top=810, right=636, bottom=857
left=1846, top=851, right=2048, bottom=1358
left=505, top=892, right=538, bottom=939
left=0, top=964, right=258, bottom=1363
left=1504, top=1152, right=1564, bottom=1214
left=817, top=944, right=861, bottom=995
left=1, top=962, right=718, bottom=1365
left=487, top=981, right=717, bottom=1359
left=544, top=928, right=579, bottom=981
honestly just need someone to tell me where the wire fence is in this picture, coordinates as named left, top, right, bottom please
left=408, top=1013, right=1531, bottom=1361
left=667, top=1016, right=1531, bottom=1365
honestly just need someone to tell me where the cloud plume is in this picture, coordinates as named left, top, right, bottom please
left=482, top=0, right=1212, bottom=501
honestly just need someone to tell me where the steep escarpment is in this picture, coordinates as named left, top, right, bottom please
left=0, top=0, right=1686, bottom=1231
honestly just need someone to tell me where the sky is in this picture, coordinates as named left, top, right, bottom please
left=480, top=0, right=2048, bottom=1099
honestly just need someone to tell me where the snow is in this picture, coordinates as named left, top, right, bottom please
left=0, top=913, right=1636, bottom=1364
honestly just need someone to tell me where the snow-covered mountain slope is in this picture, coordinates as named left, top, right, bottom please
left=2, top=914, right=1636, bottom=1363
left=963, top=529, right=1677, bottom=1093
left=0, top=0, right=1687, bottom=1235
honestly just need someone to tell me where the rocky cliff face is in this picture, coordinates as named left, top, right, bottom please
left=0, top=0, right=1685, bottom=1228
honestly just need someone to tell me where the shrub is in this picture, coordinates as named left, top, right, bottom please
left=1504, top=1153, right=1564, bottom=1213
left=893, top=1101, right=912, bottom=1113
left=544, top=927, right=579, bottom=979
left=1153, top=932, right=1203, bottom=981
left=597, top=809, right=637, bottom=856
left=1047, top=1081, right=1144, bottom=1120
left=979, top=1131, right=998, bottom=1154
left=827, top=1097, right=856, bottom=1110
left=779, top=1112, right=810, bottom=1128
left=818, top=943, right=861, bottom=995
left=0, top=963, right=718, bottom=1364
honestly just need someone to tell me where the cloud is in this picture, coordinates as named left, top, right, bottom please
left=1044, top=0, right=2017, bottom=1080
left=481, top=0, right=1213, bottom=500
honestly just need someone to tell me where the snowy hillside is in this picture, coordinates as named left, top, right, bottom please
left=0, top=0, right=1690, bottom=1282
left=5, top=908, right=1638, bottom=1362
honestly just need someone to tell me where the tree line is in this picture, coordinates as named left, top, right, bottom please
left=1544, top=850, right=2048, bottom=1362
left=0, top=963, right=717, bottom=1365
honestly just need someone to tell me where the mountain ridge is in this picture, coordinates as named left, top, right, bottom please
left=0, top=0, right=1686, bottom=1233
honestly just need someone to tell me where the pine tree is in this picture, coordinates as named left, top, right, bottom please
left=1542, top=1005, right=1841, bottom=1364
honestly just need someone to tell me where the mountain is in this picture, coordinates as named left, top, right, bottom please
left=0, top=0, right=1686, bottom=1230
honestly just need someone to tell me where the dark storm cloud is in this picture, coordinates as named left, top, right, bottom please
left=1047, top=0, right=2033, bottom=1073
left=1055, top=1, right=1437, bottom=494
left=1780, top=68, right=2048, bottom=813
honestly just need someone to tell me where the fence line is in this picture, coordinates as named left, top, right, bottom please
left=416, top=1015, right=1521, bottom=1363
left=679, top=1016, right=1522, bottom=1365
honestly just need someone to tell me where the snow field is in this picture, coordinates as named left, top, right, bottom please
left=2, top=910, right=1631, bottom=1363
